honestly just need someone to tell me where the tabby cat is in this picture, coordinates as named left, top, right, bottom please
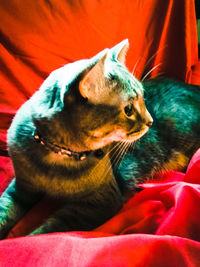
left=0, top=40, right=200, bottom=238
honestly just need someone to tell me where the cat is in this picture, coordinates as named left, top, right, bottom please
left=0, top=39, right=200, bottom=238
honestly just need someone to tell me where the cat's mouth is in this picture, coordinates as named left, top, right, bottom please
left=127, top=129, right=141, bottom=136
left=126, top=126, right=149, bottom=141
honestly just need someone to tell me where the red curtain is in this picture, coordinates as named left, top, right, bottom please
left=0, top=0, right=200, bottom=266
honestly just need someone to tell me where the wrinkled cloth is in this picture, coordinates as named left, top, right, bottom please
left=0, top=149, right=200, bottom=266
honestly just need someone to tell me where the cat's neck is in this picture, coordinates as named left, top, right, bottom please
left=33, top=130, right=104, bottom=161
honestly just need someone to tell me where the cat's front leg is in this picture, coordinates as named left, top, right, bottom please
left=30, top=152, right=123, bottom=236
left=29, top=214, right=69, bottom=236
left=0, top=178, right=42, bottom=239
left=29, top=190, right=123, bottom=236
left=29, top=207, right=113, bottom=236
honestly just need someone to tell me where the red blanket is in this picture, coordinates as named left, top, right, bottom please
left=0, top=149, right=200, bottom=266
left=0, top=0, right=200, bottom=266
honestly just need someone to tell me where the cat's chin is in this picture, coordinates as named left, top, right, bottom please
left=125, top=126, right=149, bottom=143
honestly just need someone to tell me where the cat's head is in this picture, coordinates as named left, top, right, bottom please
left=34, top=40, right=152, bottom=153
left=61, top=39, right=153, bottom=151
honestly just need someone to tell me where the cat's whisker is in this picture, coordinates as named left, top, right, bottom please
left=113, top=141, right=129, bottom=168
left=111, top=141, right=127, bottom=169
left=104, top=141, right=129, bottom=182
left=143, top=45, right=166, bottom=71
left=87, top=142, right=123, bottom=181
left=100, top=152, right=122, bottom=183
left=112, top=142, right=125, bottom=165
left=99, top=142, right=123, bottom=174
left=109, top=141, right=125, bottom=164
left=102, top=142, right=124, bottom=176
left=100, top=141, right=125, bottom=180
left=108, top=142, right=123, bottom=156
left=132, top=46, right=166, bottom=79
left=132, top=58, right=141, bottom=76
left=128, top=141, right=133, bottom=151
left=130, top=140, right=137, bottom=150
left=141, top=63, right=161, bottom=82
left=150, top=71, right=164, bottom=78
left=100, top=143, right=122, bottom=178
left=108, top=142, right=124, bottom=162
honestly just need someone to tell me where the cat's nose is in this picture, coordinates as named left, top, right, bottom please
left=146, top=120, right=153, bottom=127
left=144, top=110, right=153, bottom=127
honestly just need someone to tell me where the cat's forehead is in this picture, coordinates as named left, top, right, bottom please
left=108, top=61, right=143, bottom=101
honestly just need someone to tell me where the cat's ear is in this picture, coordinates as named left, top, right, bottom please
left=79, top=52, right=107, bottom=100
left=111, top=39, right=129, bottom=65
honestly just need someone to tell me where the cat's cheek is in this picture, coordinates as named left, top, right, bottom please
left=102, top=130, right=127, bottom=143
left=104, top=129, right=126, bottom=141
left=87, top=136, right=119, bottom=150
left=87, top=130, right=127, bottom=149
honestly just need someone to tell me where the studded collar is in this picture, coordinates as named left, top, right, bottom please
left=33, top=130, right=104, bottom=161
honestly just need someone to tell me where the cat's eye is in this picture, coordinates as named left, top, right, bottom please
left=124, top=103, right=134, bottom=117
left=109, top=74, right=115, bottom=81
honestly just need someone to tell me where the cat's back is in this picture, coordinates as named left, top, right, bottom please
left=142, top=77, right=200, bottom=158
left=143, top=77, right=200, bottom=124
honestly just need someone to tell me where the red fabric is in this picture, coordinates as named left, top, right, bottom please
left=0, top=150, right=200, bottom=266
left=190, top=61, right=200, bottom=85
left=1, top=0, right=200, bottom=266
